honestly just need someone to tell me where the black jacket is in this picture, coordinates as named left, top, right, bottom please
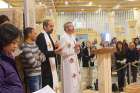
left=126, top=48, right=139, bottom=63
left=82, top=47, right=94, bottom=67
left=114, top=50, right=126, bottom=69
left=36, top=33, right=56, bottom=88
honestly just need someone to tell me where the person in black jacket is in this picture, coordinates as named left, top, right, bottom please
left=78, top=42, right=86, bottom=64
left=82, top=41, right=94, bottom=67
left=126, top=42, right=139, bottom=84
left=82, top=41, right=95, bottom=89
left=123, top=39, right=128, bottom=52
left=114, top=41, right=126, bottom=92
left=36, top=19, right=61, bottom=89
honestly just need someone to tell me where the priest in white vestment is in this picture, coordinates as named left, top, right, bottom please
left=59, top=22, right=81, bottom=93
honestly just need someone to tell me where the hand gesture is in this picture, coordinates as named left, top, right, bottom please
left=54, top=41, right=63, bottom=54
left=74, top=42, right=80, bottom=54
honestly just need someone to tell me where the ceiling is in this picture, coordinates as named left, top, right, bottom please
left=3, top=0, right=140, bottom=12
left=54, top=0, right=140, bottom=12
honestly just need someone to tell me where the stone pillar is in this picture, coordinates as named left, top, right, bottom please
left=24, top=0, right=36, bottom=28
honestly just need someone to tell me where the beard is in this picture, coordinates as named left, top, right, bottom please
left=49, top=29, right=53, bottom=34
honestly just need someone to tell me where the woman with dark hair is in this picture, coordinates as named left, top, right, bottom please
left=0, top=15, right=10, bottom=25
left=0, top=23, right=24, bottom=93
left=114, top=41, right=126, bottom=92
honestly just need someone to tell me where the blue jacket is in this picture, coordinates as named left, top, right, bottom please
left=0, top=52, right=24, bottom=93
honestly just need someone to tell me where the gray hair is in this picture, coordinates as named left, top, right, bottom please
left=64, top=21, right=73, bottom=31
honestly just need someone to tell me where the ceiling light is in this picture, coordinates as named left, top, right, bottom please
left=65, top=1, right=69, bottom=5
left=128, top=0, right=136, bottom=1
left=39, top=2, right=42, bottom=5
left=88, top=1, right=93, bottom=6
left=98, top=5, right=102, bottom=8
left=113, top=4, right=120, bottom=9
left=133, top=8, right=138, bottom=10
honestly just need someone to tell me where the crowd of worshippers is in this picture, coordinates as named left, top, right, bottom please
left=78, top=37, right=140, bottom=92
left=1, top=14, right=140, bottom=93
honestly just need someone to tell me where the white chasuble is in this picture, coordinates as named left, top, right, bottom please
left=42, top=32, right=58, bottom=90
left=60, top=32, right=81, bottom=93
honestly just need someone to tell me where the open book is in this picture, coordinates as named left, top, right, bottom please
left=33, top=85, right=56, bottom=93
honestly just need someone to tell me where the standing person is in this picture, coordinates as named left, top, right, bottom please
left=77, top=42, right=85, bottom=67
left=36, top=19, right=59, bottom=90
left=81, top=41, right=86, bottom=49
left=82, top=41, right=95, bottom=89
left=79, top=41, right=86, bottom=61
left=110, top=37, right=117, bottom=47
left=21, top=27, right=46, bottom=92
left=100, top=41, right=110, bottom=47
left=114, top=41, right=126, bottom=92
left=123, top=39, right=128, bottom=51
left=0, top=23, right=24, bottom=93
left=0, top=15, right=10, bottom=25
left=133, top=38, right=139, bottom=46
left=92, top=39, right=98, bottom=48
left=126, top=42, right=139, bottom=84
left=82, top=41, right=94, bottom=67
left=60, top=22, right=81, bottom=93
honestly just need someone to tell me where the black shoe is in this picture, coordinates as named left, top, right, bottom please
left=86, top=86, right=93, bottom=89
left=112, top=83, right=118, bottom=92
left=119, top=88, right=124, bottom=92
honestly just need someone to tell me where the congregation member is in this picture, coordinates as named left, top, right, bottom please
left=36, top=19, right=60, bottom=90
left=77, top=41, right=85, bottom=62
left=0, top=23, right=24, bottom=93
left=126, top=42, right=139, bottom=84
left=133, top=38, right=139, bottom=46
left=82, top=41, right=95, bottom=89
left=82, top=41, right=94, bottom=67
left=114, top=41, right=127, bottom=92
left=123, top=39, right=129, bottom=51
left=110, top=37, right=117, bottom=47
left=59, top=22, right=81, bottom=93
left=0, top=15, right=10, bottom=25
left=21, top=27, right=46, bottom=92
